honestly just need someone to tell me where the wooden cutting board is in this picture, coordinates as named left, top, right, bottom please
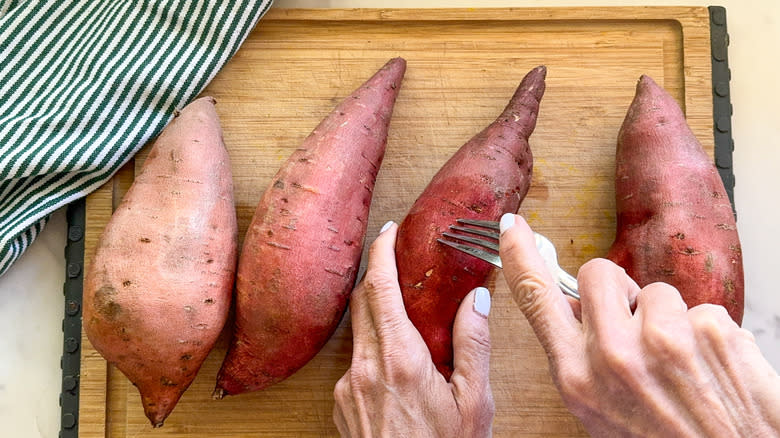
left=79, top=7, right=716, bottom=437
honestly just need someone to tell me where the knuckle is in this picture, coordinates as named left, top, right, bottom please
left=642, top=281, right=681, bottom=298
left=642, top=320, right=690, bottom=359
left=348, top=361, right=380, bottom=392
left=554, top=366, right=592, bottom=412
left=735, top=327, right=757, bottom=344
left=505, top=270, right=557, bottom=323
left=367, top=233, right=386, bottom=255
left=333, top=374, right=350, bottom=401
left=598, top=341, right=641, bottom=383
left=641, top=282, right=687, bottom=310
left=688, top=304, right=733, bottom=345
left=383, top=360, right=415, bottom=386
left=363, top=270, right=398, bottom=295
left=376, top=345, right=422, bottom=386
left=463, top=330, right=492, bottom=359
left=689, top=304, right=754, bottom=346
left=374, top=316, right=406, bottom=340
left=580, top=257, right=617, bottom=274
left=579, top=258, right=621, bottom=281
left=690, top=303, right=731, bottom=321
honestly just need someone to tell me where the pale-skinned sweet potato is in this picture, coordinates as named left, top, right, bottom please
left=396, top=66, right=546, bottom=379
left=84, top=97, right=238, bottom=427
left=214, top=57, right=407, bottom=396
left=606, top=75, right=744, bottom=324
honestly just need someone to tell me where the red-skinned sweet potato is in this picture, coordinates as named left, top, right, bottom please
left=607, top=75, right=744, bottom=324
left=214, top=57, right=407, bottom=396
left=396, top=66, right=546, bottom=379
left=84, top=97, right=238, bottom=427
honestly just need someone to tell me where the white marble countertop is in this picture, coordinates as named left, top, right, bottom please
left=2, top=1, right=778, bottom=436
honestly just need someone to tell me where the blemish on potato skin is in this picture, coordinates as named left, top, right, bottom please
left=705, top=253, right=715, bottom=272
left=119, top=326, right=131, bottom=342
left=160, top=377, right=178, bottom=387
left=95, top=285, right=122, bottom=320
left=139, top=237, right=151, bottom=243
left=324, top=267, right=346, bottom=277
left=266, top=241, right=291, bottom=250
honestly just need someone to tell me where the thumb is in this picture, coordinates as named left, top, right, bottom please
left=498, top=214, right=582, bottom=363
left=450, top=287, right=492, bottom=391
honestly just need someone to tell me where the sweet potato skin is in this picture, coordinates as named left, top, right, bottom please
left=83, top=97, right=238, bottom=427
left=606, top=75, right=743, bottom=324
left=214, top=58, right=407, bottom=396
left=396, top=66, right=546, bottom=379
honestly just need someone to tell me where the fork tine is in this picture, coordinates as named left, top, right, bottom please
left=448, top=225, right=499, bottom=241
left=444, top=218, right=581, bottom=301
left=437, top=239, right=502, bottom=268
left=456, top=218, right=500, bottom=230
left=441, top=232, right=499, bottom=252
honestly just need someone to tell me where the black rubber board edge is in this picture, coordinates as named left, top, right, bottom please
left=61, top=198, right=84, bottom=438
left=709, top=6, right=737, bottom=217
left=58, top=7, right=738, bottom=436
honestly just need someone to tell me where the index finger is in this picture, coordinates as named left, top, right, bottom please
left=499, top=214, right=583, bottom=363
left=353, top=221, right=412, bottom=335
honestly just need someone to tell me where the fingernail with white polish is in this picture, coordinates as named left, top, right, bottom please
left=379, top=220, right=394, bottom=234
left=473, top=287, right=491, bottom=318
left=499, top=213, right=515, bottom=235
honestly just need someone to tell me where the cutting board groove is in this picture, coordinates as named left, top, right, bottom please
left=79, top=7, right=713, bottom=437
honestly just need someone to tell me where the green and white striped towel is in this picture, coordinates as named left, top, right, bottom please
left=0, top=0, right=273, bottom=277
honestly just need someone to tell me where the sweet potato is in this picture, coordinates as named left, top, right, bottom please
left=83, top=97, right=238, bottom=427
left=396, top=66, right=546, bottom=379
left=606, top=75, right=743, bottom=324
left=214, top=57, right=406, bottom=396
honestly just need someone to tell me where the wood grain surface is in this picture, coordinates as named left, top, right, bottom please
left=79, top=7, right=714, bottom=437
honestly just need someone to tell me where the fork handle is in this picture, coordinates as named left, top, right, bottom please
left=557, top=268, right=580, bottom=300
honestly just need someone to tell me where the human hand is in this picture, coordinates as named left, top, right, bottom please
left=333, top=221, right=495, bottom=437
left=498, top=213, right=780, bottom=437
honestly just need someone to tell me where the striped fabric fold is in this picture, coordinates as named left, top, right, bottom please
left=0, top=0, right=273, bottom=276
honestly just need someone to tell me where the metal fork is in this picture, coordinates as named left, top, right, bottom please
left=437, top=218, right=580, bottom=300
